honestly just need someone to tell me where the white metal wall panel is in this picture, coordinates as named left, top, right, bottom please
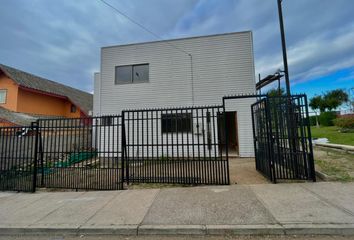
left=93, top=72, right=101, bottom=116
left=96, top=32, right=256, bottom=157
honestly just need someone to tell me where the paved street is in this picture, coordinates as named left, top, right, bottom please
left=0, top=182, right=354, bottom=236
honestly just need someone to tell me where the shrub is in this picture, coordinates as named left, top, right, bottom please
left=333, top=116, right=354, bottom=129
left=319, top=112, right=337, bottom=126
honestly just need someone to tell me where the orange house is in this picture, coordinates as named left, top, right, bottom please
left=0, top=64, right=92, bottom=126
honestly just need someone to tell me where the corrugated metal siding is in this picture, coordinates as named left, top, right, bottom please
left=93, top=72, right=100, bottom=116
left=123, top=108, right=222, bottom=158
left=96, top=32, right=256, bottom=157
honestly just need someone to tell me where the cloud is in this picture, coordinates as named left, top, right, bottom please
left=256, top=26, right=354, bottom=82
left=170, top=0, right=354, bottom=86
left=0, top=0, right=353, bottom=93
left=0, top=0, right=199, bottom=92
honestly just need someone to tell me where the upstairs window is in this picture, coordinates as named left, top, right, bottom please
left=115, top=65, right=132, bottom=84
left=0, top=89, right=7, bottom=104
left=115, top=64, right=149, bottom=84
left=161, top=113, right=192, bottom=133
left=71, top=104, right=77, bottom=113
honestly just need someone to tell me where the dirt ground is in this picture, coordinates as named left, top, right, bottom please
left=34, top=156, right=269, bottom=191
left=127, top=157, right=268, bottom=189
left=229, top=157, right=269, bottom=184
left=314, top=146, right=354, bottom=181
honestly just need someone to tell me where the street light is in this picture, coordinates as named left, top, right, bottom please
left=277, top=0, right=291, bottom=97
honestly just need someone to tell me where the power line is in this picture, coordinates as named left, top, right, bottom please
left=98, top=0, right=191, bottom=57
left=97, top=0, right=195, bottom=104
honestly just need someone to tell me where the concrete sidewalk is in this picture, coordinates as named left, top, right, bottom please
left=1, top=182, right=354, bottom=236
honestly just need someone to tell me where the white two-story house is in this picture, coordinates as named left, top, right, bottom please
left=94, top=31, right=256, bottom=157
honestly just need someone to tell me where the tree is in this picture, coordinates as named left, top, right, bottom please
left=309, top=89, right=349, bottom=113
left=309, top=95, right=325, bottom=112
left=267, top=88, right=285, bottom=97
left=323, top=89, right=349, bottom=111
left=309, top=95, right=323, bottom=127
left=309, top=89, right=349, bottom=127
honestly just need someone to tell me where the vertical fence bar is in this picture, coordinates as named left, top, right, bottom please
left=222, top=98, right=230, bottom=185
left=265, top=98, right=276, bottom=183
left=32, top=122, right=39, bottom=193
left=304, top=95, right=316, bottom=182
left=121, top=105, right=229, bottom=186
left=121, top=112, right=127, bottom=187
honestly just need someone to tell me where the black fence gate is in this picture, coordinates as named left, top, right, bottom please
left=122, top=105, right=230, bottom=185
left=36, top=116, right=124, bottom=190
left=251, top=95, right=316, bottom=182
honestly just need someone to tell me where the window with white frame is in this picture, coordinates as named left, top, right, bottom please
left=0, top=89, right=7, bottom=104
left=115, top=64, right=149, bottom=84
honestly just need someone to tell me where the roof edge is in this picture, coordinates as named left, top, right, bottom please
left=101, top=30, right=252, bottom=49
left=0, top=63, right=92, bottom=96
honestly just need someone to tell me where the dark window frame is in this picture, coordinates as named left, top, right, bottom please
left=101, top=116, right=113, bottom=126
left=0, top=89, right=7, bottom=104
left=161, top=113, right=192, bottom=134
left=115, top=63, right=149, bottom=85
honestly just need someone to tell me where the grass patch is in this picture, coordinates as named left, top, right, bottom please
left=311, top=126, right=354, bottom=146
left=314, top=146, right=354, bottom=182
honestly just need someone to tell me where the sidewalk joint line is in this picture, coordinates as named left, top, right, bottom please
left=78, top=191, right=123, bottom=229
left=247, top=185, right=281, bottom=225
left=300, top=185, right=354, bottom=217
left=138, top=188, right=161, bottom=227
left=28, top=191, right=85, bottom=227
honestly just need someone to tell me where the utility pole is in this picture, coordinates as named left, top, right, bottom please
left=277, top=0, right=299, bottom=178
left=277, top=0, right=291, bottom=96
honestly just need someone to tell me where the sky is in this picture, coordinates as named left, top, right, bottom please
left=0, top=0, right=353, bottom=99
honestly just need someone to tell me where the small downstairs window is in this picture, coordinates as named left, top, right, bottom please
left=101, top=116, right=113, bottom=126
left=161, top=113, right=192, bottom=133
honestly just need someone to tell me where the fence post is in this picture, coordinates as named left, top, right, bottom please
left=32, top=121, right=39, bottom=193
left=39, top=131, right=44, bottom=187
left=265, top=98, right=276, bottom=183
left=304, top=95, right=316, bottom=182
left=121, top=111, right=128, bottom=186
left=222, top=97, right=230, bottom=185
left=35, top=120, right=44, bottom=187
left=250, top=103, right=258, bottom=170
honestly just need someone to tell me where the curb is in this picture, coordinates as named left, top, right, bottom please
left=315, top=143, right=354, bottom=152
left=206, top=224, right=285, bottom=235
left=1, top=224, right=354, bottom=236
left=282, top=224, right=354, bottom=235
left=138, top=225, right=205, bottom=235
left=315, top=170, right=330, bottom=181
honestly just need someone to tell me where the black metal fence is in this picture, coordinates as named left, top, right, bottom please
left=0, top=126, right=37, bottom=192
left=36, top=116, right=124, bottom=190
left=122, top=105, right=230, bottom=185
left=0, top=94, right=315, bottom=192
left=252, top=99, right=273, bottom=180
left=251, top=95, right=315, bottom=182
